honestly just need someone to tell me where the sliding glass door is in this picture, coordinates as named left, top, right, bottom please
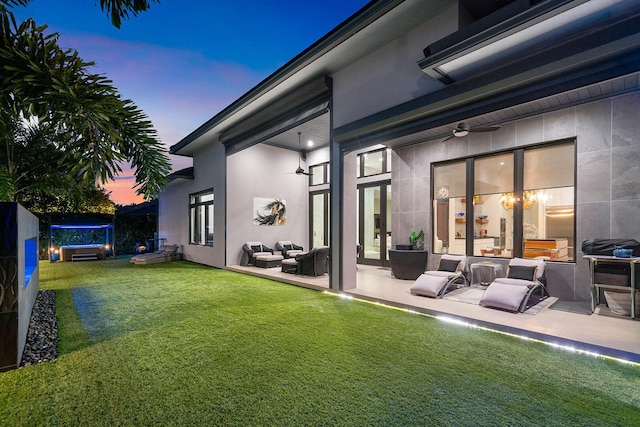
left=358, top=182, right=391, bottom=266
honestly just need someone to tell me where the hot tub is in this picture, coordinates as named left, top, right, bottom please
left=59, top=244, right=106, bottom=262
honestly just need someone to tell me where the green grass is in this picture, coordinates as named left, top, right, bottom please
left=1, top=258, right=639, bottom=426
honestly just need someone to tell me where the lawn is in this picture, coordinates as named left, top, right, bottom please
left=1, top=258, right=638, bottom=426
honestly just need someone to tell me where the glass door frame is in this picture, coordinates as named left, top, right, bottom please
left=357, top=180, right=391, bottom=267
left=309, top=189, right=330, bottom=248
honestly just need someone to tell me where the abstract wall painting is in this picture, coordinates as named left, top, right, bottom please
left=253, top=198, right=286, bottom=226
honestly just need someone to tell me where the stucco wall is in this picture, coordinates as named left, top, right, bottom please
left=332, top=4, right=457, bottom=128
left=17, top=204, right=39, bottom=366
left=226, top=144, right=309, bottom=265
left=0, top=203, right=39, bottom=370
left=158, top=139, right=226, bottom=268
left=392, top=91, right=640, bottom=302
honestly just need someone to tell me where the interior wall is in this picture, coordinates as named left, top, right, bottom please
left=332, top=4, right=457, bottom=128
left=227, top=144, right=309, bottom=264
left=307, top=146, right=329, bottom=166
left=157, top=138, right=226, bottom=268
left=392, top=91, right=640, bottom=302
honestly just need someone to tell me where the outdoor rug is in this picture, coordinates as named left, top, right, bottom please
left=549, top=299, right=592, bottom=315
left=443, top=285, right=557, bottom=315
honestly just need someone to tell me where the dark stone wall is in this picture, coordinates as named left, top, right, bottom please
left=0, top=203, right=18, bottom=371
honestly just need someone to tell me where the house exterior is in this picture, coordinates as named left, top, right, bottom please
left=159, top=0, right=640, bottom=304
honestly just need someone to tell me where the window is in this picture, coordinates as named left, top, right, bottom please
left=432, top=141, right=575, bottom=261
left=522, top=143, right=575, bottom=261
left=309, top=162, right=329, bottom=186
left=189, top=189, right=214, bottom=246
left=474, top=153, right=514, bottom=257
left=357, top=148, right=392, bottom=177
left=433, top=161, right=466, bottom=255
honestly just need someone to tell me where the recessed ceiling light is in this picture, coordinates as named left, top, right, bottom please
left=307, top=140, right=314, bottom=147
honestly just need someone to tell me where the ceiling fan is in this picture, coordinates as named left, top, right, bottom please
left=442, top=122, right=500, bottom=142
left=294, top=131, right=311, bottom=176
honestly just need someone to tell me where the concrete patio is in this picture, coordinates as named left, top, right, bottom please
left=228, top=264, right=640, bottom=364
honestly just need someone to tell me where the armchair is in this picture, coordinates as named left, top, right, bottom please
left=275, top=240, right=305, bottom=258
left=241, top=241, right=274, bottom=266
left=295, top=246, right=330, bottom=276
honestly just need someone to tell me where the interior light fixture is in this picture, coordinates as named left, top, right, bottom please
left=499, top=191, right=536, bottom=210
left=307, top=140, right=314, bottom=147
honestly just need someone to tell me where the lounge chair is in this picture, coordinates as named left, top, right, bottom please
left=410, top=255, right=468, bottom=298
left=130, top=245, right=181, bottom=264
left=275, top=240, right=305, bottom=258
left=479, top=257, right=548, bottom=312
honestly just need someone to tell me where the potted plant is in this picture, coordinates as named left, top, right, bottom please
left=409, top=229, right=424, bottom=250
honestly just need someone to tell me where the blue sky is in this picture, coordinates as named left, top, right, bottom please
left=13, top=0, right=369, bottom=203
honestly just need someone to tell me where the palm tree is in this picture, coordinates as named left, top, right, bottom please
left=0, top=0, right=158, bottom=28
left=0, top=0, right=169, bottom=201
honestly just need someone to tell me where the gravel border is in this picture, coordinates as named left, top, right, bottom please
left=20, top=290, right=58, bottom=367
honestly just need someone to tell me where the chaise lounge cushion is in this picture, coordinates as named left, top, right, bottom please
left=479, top=257, right=547, bottom=312
left=410, top=274, right=450, bottom=297
left=479, top=280, right=532, bottom=311
left=437, top=258, right=461, bottom=272
left=410, top=255, right=468, bottom=298
left=131, top=244, right=181, bottom=264
left=508, top=257, right=545, bottom=280
left=506, top=265, right=537, bottom=281
left=254, top=253, right=284, bottom=268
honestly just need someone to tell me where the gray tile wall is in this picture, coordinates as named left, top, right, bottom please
left=391, top=91, right=640, bottom=302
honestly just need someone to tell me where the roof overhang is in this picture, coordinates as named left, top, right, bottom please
left=420, top=0, right=636, bottom=84
left=334, top=0, right=640, bottom=150
left=170, top=0, right=453, bottom=157
left=167, top=167, right=194, bottom=182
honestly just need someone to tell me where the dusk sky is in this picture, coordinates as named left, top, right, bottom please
left=13, top=0, right=369, bottom=204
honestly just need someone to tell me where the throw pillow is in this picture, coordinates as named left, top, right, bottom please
left=251, top=245, right=262, bottom=253
left=506, top=265, right=538, bottom=281
left=284, top=244, right=293, bottom=250
left=437, top=258, right=461, bottom=272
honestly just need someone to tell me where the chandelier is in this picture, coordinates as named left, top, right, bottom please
left=499, top=191, right=536, bottom=210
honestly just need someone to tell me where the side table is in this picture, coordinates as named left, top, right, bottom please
left=470, top=262, right=504, bottom=286
left=583, top=255, right=640, bottom=319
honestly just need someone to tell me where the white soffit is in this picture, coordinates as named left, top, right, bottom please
left=434, top=0, right=631, bottom=81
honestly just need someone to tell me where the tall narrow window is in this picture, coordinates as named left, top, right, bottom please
left=474, top=153, right=514, bottom=257
left=189, top=189, right=214, bottom=246
left=523, top=143, right=575, bottom=261
left=433, top=161, right=466, bottom=255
